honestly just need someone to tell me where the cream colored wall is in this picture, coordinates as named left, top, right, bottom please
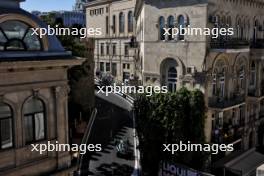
left=86, top=0, right=136, bottom=81
left=0, top=63, right=72, bottom=175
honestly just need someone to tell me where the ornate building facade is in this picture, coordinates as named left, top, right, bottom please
left=134, top=0, right=264, bottom=174
left=86, top=0, right=136, bottom=82
left=0, top=0, right=83, bottom=175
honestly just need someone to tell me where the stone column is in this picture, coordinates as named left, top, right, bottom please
left=54, top=85, right=71, bottom=170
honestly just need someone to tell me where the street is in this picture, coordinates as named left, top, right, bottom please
left=79, top=93, right=135, bottom=176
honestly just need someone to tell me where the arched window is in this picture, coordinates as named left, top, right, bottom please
left=0, top=20, right=42, bottom=51
left=0, top=103, right=13, bottom=149
left=119, top=12, right=125, bottom=33
left=167, top=67, right=177, bottom=92
left=178, top=15, right=185, bottom=40
left=159, top=16, right=165, bottom=40
left=128, top=11, right=133, bottom=33
left=167, top=16, right=174, bottom=40
left=23, top=98, right=45, bottom=144
left=112, top=15, right=116, bottom=34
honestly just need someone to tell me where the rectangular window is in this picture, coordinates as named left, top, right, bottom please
left=127, top=64, right=130, bottom=69
left=112, top=44, right=116, bottom=55
left=90, top=10, right=94, bottom=16
left=123, top=63, right=126, bottom=69
left=112, top=16, right=116, bottom=34
left=106, top=44, right=109, bottom=55
left=100, top=43, right=104, bottom=55
left=106, top=63, right=110, bottom=72
left=123, top=72, right=130, bottom=81
left=106, top=16, right=109, bottom=34
left=125, top=44, right=129, bottom=56
left=100, top=62, right=104, bottom=72
left=112, top=63, right=117, bottom=76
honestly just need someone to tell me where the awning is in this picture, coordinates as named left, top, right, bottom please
left=224, top=149, right=264, bottom=176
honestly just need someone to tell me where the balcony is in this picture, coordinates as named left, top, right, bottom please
left=208, top=95, right=245, bottom=109
left=212, top=124, right=243, bottom=144
left=210, top=38, right=250, bottom=50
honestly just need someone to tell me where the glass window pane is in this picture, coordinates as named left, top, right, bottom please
left=159, top=17, right=165, bottom=40
left=1, top=119, right=13, bottom=149
left=24, top=115, right=33, bottom=143
left=24, top=29, right=41, bottom=51
left=35, top=113, right=45, bottom=140
left=106, top=63, right=110, bottom=72
left=119, top=13, right=124, bottom=33
left=0, top=30, right=7, bottom=50
left=0, top=21, right=28, bottom=40
left=0, top=103, right=11, bottom=119
left=5, top=40, right=25, bottom=51
left=24, top=98, right=44, bottom=114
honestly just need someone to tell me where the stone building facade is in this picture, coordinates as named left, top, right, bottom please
left=86, top=0, right=136, bottom=82
left=135, top=0, right=264, bottom=168
left=0, top=0, right=83, bottom=175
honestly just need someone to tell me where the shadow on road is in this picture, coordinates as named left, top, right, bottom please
left=80, top=96, right=135, bottom=175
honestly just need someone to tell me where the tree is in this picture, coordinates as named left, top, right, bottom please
left=41, top=13, right=94, bottom=118
left=134, top=88, right=208, bottom=175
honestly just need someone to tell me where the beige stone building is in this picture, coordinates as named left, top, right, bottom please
left=86, top=0, right=136, bottom=82
left=134, top=0, right=264, bottom=172
left=0, top=0, right=83, bottom=175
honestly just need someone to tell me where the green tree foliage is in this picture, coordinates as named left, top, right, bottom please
left=134, top=88, right=208, bottom=175
left=41, top=13, right=94, bottom=118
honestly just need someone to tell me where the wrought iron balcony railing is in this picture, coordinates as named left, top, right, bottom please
left=212, top=125, right=242, bottom=144
left=210, top=38, right=250, bottom=49
left=208, top=95, right=245, bottom=109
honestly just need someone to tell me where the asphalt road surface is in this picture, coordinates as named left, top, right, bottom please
left=79, top=93, right=135, bottom=176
